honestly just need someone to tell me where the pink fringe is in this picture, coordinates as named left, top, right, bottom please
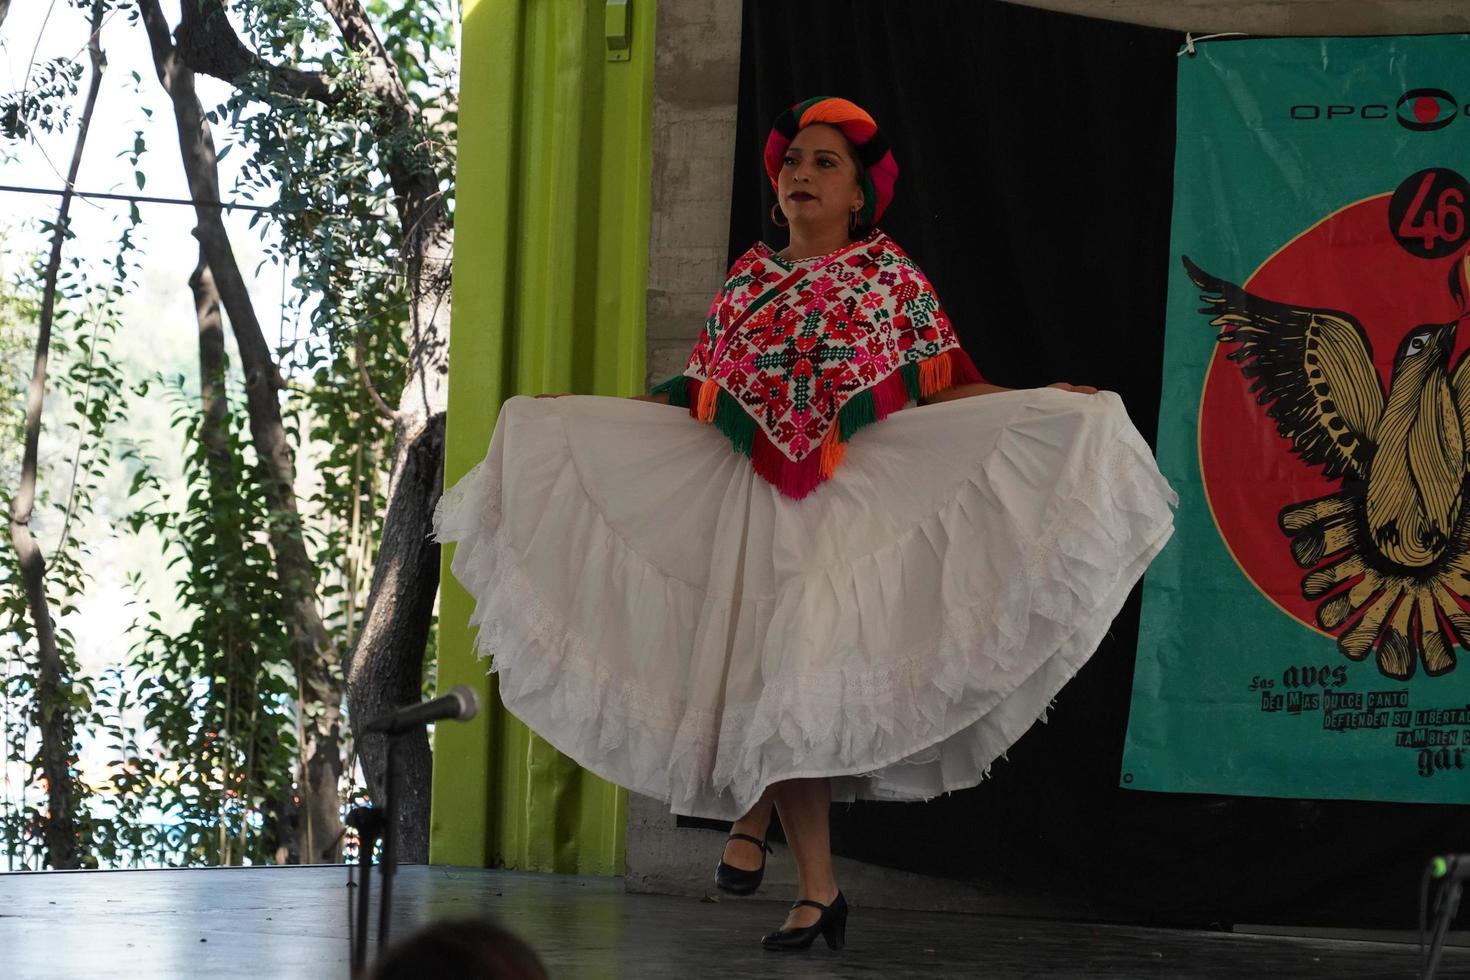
left=950, top=347, right=985, bottom=386
left=871, top=369, right=910, bottom=420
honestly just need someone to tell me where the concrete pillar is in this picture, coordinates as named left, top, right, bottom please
left=644, top=0, right=741, bottom=389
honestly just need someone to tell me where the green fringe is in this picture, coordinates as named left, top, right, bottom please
left=837, top=387, right=877, bottom=442
left=650, top=374, right=691, bottom=407
left=900, top=361, right=922, bottom=401
left=713, top=389, right=757, bottom=456
left=675, top=363, right=924, bottom=462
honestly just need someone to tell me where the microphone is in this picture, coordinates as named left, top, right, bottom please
left=362, top=685, right=481, bottom=735
left=1431, top=854, right=1470, bottom=882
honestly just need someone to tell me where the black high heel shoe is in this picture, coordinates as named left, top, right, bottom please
left=714, top=833, right=773, bottom=895
left=760, top=892, right=847, bottom=951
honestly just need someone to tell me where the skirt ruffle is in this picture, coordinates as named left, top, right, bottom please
left=434, top=389, right=1176, bottom=820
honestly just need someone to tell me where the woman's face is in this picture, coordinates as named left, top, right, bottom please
left=776, top=123, right=865, bottom=235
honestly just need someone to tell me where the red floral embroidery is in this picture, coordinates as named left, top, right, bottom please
left=679, top=232, right=972, bottom=464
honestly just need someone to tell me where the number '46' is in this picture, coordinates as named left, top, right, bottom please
left=1398, top=172, right=1466, bottom=249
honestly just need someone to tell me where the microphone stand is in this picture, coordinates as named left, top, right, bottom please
left=378, top=732, right=403, bottom=953
left=345, top=687, right=480, bottom=978
left=347, top=804, right=385, bottom=978
left=1425, top=877, right=1463, bottom=980
left=349, top=733, right=406, bottom=979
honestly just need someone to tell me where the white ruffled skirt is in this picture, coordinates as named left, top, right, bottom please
left=434, top=389, right=1176, bottom=820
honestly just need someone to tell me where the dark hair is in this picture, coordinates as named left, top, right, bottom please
left=799, top=121, right=876, bottom=240
left=848, top=153, right=874, bottom=239
left=367, top=918, right=548, bottom=980
left=832, top=126, right=874, bottom=239
left=850, top=161, right=873, bottom=238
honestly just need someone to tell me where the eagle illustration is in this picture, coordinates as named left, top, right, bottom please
left=1185, top=254, right=1470, bottom=680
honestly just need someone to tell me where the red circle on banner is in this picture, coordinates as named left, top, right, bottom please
left=1198, top=195, right=1468, bottom=632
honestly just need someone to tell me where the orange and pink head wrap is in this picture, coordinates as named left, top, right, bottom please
left=763, top=96, right=898, bottom=225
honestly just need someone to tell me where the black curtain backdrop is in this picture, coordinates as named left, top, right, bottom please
left=707, top=0, right=1470, bottom=927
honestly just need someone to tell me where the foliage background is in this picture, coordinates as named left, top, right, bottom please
left=0, top=0, right=455, bottom=868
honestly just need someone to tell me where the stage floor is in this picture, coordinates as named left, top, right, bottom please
left=0, top=864, right=1460, bottom=978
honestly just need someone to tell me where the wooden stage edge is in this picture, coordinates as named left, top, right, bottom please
left=0, top=864, right=1463, bottom=979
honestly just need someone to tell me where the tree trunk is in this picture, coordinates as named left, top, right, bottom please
left=4, top=0, right=107, bottom=871
left=191, top=247, right=230, bottom=866
left=191, top=249, right=270, bottom=865
left=347, top=413, right=443, bottom=862
left=173, top=0, right=453, bottom=861
left=190, top=251, right=231, bottom=477
left=139, top=0, right=343, bottom=862
left=346, top=155, right=451, bottom=861
left=320, top=0, right=451, bottom=864
left=156, top=0, right=446, bottom=858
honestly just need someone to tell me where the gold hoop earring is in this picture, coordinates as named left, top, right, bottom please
left=771, top=203, right=788, bottom=228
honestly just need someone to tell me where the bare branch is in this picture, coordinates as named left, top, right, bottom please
left=136, top=0, right=174, bottom=69
left=7, top=0, right=108, bottom=871
left=320, top=0, right=413, bottom=110
left=355, top=334, right=398, bottom=423
left=189, top=248, right=231, bottom=470
left=55, top=311, right=102, bottom=558
left=173, top=0, right=336, bottom=104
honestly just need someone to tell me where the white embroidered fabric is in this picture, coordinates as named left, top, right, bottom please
left=433, top=389, right=1177, bottom=820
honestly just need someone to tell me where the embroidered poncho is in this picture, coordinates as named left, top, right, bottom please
left=651, top=230, right=985, bottom=499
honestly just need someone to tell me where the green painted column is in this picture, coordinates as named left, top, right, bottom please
left=429, top=0, right=655, bottom=873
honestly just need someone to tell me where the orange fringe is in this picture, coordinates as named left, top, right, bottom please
left=818, top=424, right=846, bottom=478
left=696, top=378, right=719, bottom=422
left=918, top=352, right=953, bottom=397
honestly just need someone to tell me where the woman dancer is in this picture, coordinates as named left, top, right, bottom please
left=435, top=97, right=1175, bottom=952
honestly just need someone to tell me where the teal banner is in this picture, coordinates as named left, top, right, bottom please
left=1123, top=35, right=1470, bottom=802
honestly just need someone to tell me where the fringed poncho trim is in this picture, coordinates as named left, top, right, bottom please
left=652, top=231, right=986, bottom=499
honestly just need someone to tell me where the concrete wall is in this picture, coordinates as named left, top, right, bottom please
left=643, top=0, right=741, bottom=389
left=631, top=0, right=1470, bottom=904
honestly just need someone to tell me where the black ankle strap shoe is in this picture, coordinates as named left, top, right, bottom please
left=713, top=832, right=773, bottom=895
left=761, top=891, right=847, bottom=951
